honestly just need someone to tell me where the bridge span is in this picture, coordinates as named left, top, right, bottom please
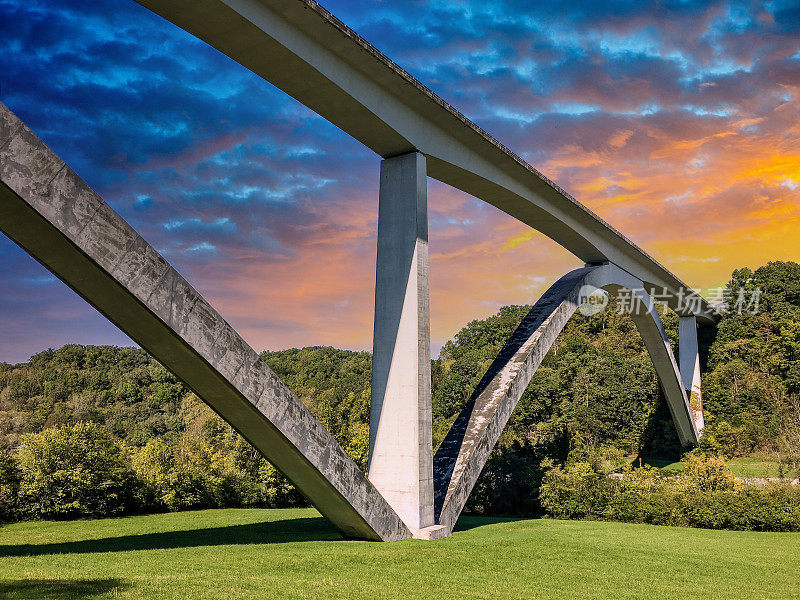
left=1, top=0, right=716, bottom=541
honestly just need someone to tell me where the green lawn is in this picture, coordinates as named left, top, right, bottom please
left=1, top=508, right=799, bottom=599
left=727, top=456, right=786, bottom=478
left=630, top=455, right=787, bottom=478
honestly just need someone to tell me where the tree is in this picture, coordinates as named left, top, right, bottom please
left=132, top=438, right=206, bottom=511
left=0, top=447, right=19, bottom=521
left=16, top=422, right=138, bottom=518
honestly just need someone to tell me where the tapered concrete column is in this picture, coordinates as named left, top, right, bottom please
left=369, top=151, right=434, bottom=533
left=679, top=316, right=705, bottom=434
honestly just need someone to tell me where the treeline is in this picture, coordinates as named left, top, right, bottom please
left=0, top=415, right=304, bottom=522
left=1, top=261, right=799, bottom=529
left=702, top=261, right=800, bottom=457
left=0, top=347, right=375, bottom=522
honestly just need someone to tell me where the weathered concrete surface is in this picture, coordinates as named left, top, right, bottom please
left=0, top=102, right=410, bottom=542
left=433, top=263, right=699, bottom=532
left=679, top=316, right=705, bottom=433
left=433, top=267, right=594, bottom=531
left=369, top=152, right=434, bottom=533
left=133, top=0, right=719, bottom=324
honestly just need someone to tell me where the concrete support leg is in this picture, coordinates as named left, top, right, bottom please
left=432, top=263, right=702, bottom=531
left=0, top=102, right=411, bottom=541
left=369, top=151, right=434, bottom=533
left=679, top=316, right=705, bottom=434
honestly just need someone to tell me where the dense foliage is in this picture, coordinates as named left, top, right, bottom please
left=540, top=454, right=800, bottom=531
left=0, top=345, right=187, bottom=449
left=0, top=261, right=799, bottom=529
left=702, top=262, right=800, bottom=457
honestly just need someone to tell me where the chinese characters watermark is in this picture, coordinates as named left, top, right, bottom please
left=577, top=285, right=761, bottom=317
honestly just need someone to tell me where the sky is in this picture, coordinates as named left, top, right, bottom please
left=0, top=0, right=799, bottom=364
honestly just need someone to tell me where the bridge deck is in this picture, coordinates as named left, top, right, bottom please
left=134, top=0, right=718, bottom=322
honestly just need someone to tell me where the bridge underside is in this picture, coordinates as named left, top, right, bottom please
left=133, top=0, right=718, bottom=324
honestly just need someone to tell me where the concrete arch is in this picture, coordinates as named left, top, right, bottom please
left=433, top=263, right=703, bottom=533
left=0, top=103, right=411, bottom=542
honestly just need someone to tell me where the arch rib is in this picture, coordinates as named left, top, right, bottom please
left=0, top=102, right=411, bottom=542
left=433, top=263, right=702, bottom=532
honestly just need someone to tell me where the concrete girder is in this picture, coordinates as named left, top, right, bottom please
left=0, top=102, right=411, bottom=542
left=132, top=0, right=720, bottom=324
left=433, top=263, right=702, bottom=533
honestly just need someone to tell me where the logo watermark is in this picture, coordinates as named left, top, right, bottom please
left=577, top=286, right=609, bottom=316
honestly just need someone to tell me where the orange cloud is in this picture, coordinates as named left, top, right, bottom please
left=170, top=90, right=800, bottom=358
left=534, top=93, right=800, bottom=295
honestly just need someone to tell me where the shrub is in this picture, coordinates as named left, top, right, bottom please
left=17, top=422, right=139, bottom=519
left=257, top=462, right=306, bottom=508
left=540, top=455, right=800, bottom=532
left=607, top=464, right=677, bottom=525
left=682, top=452, right=738, bottom=492
left=540, top=462, right=612, bottom=519
left=132, top=434, right=270, bottom=512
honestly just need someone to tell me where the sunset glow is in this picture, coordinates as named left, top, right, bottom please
left=0, top=0, right=798, bottom=362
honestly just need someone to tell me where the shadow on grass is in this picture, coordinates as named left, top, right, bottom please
left=0, top=517, right=341, bottom=558
left=0, top=578, right=130, bottom=599
left=453, top=515, right=523, bottom=533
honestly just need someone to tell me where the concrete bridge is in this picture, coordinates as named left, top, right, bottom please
left=0, top=0, right=716, bottom=541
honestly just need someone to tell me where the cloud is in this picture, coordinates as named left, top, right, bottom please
left=0, top=0, right=799, bottom=362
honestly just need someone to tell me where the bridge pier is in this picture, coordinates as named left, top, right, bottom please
left=369, top=151, right=436, bottom=534
left=679, top=316, right=705, bottom=434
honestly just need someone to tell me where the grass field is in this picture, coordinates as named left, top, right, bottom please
left=632, top=455, right=788, bottom=478
left=727, top=456, right=787, bottom=478
left=1, top=508, right=799, bottom=599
